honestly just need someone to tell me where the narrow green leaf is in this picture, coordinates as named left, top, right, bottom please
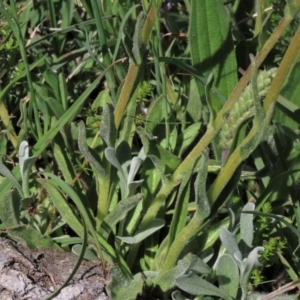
left=195, top=149, right=210, bottom=216
left=53, top=142, right=74, bottom=184
left=117, top=218, right=165, bottom=244
left=78, top=121, right=106, bottom=176
left=38, top=179, right=85, bottom=239
left=132, top=12, right=146, bottom=65
left=105, top=147, right=127, bottom=196
left=101, top=193, right=143, bottom=239
left=158, top=57, right=206, bottom=84
left=0, top=161, right=22, bottom=196
left=167, top=164, right=194, bottom=252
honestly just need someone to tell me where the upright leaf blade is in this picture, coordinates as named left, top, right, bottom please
left=100, top=103, right=117, bottom=147
left=240, top=202, right=255, bottom=251
left=216, top=254, right=239, bottom=298
left=189, top=0, right=237, bottom=113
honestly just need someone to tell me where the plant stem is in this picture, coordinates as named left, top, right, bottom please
left=114, top=2, right=162, bottom=129
left=159, top=212, right=204, bottom=273
left=114, top=64, right=140, bottom=129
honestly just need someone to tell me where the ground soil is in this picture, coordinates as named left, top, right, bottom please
left=0, top=238, right=109, bottom=300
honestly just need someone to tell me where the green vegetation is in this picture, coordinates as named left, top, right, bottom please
left=1, top=0, right=300, bottom=299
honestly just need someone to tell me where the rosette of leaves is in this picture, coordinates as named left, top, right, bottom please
left=216, top=203, right=264, bottom=300
left=219, top=68, right=277, bottom=150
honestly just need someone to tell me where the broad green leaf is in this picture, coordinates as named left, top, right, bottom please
left=240, top=247, right=265, bottom=297
left=0, top=189, right=20, bottom=227
left=240, top=202, right=255, bottom=251
left=147, top=154, right=167, bottom=181
left=45, top=98, right=65, bottom=119
left=118, top=92, right=137, bottom=147
left=189, top=0, right=237, bottom=109
left=186, top=78, right=203, bottom=122
left=105, top=147, right=127, bottom=197
left=116, top=141, right=132, bottom=179
left=58, top=0, right=75, bottom=53
left=216, top=254, right=239, bottom=299
left=156, top=252, right=204, bottom=294
left=8, top=225, right=60, bottom=250
left=105, top=147, right=126, bottom=180
left=175, top=271, right=232, bottom=299
left=220, top=227, right=242, bottom=262
left=145, top=95, right=177, bottom=150
left=112, top=4, right=140, bottom=61
left=176, top=122, right=202, bottom=157
left=106, top=267, right=143, bottom=300
left=127, top=157, right=143, bottom=185
left=200, top=217, right=230, bottom=251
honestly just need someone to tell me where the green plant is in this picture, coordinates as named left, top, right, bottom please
left=216, top=202, right=264, bottom=300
